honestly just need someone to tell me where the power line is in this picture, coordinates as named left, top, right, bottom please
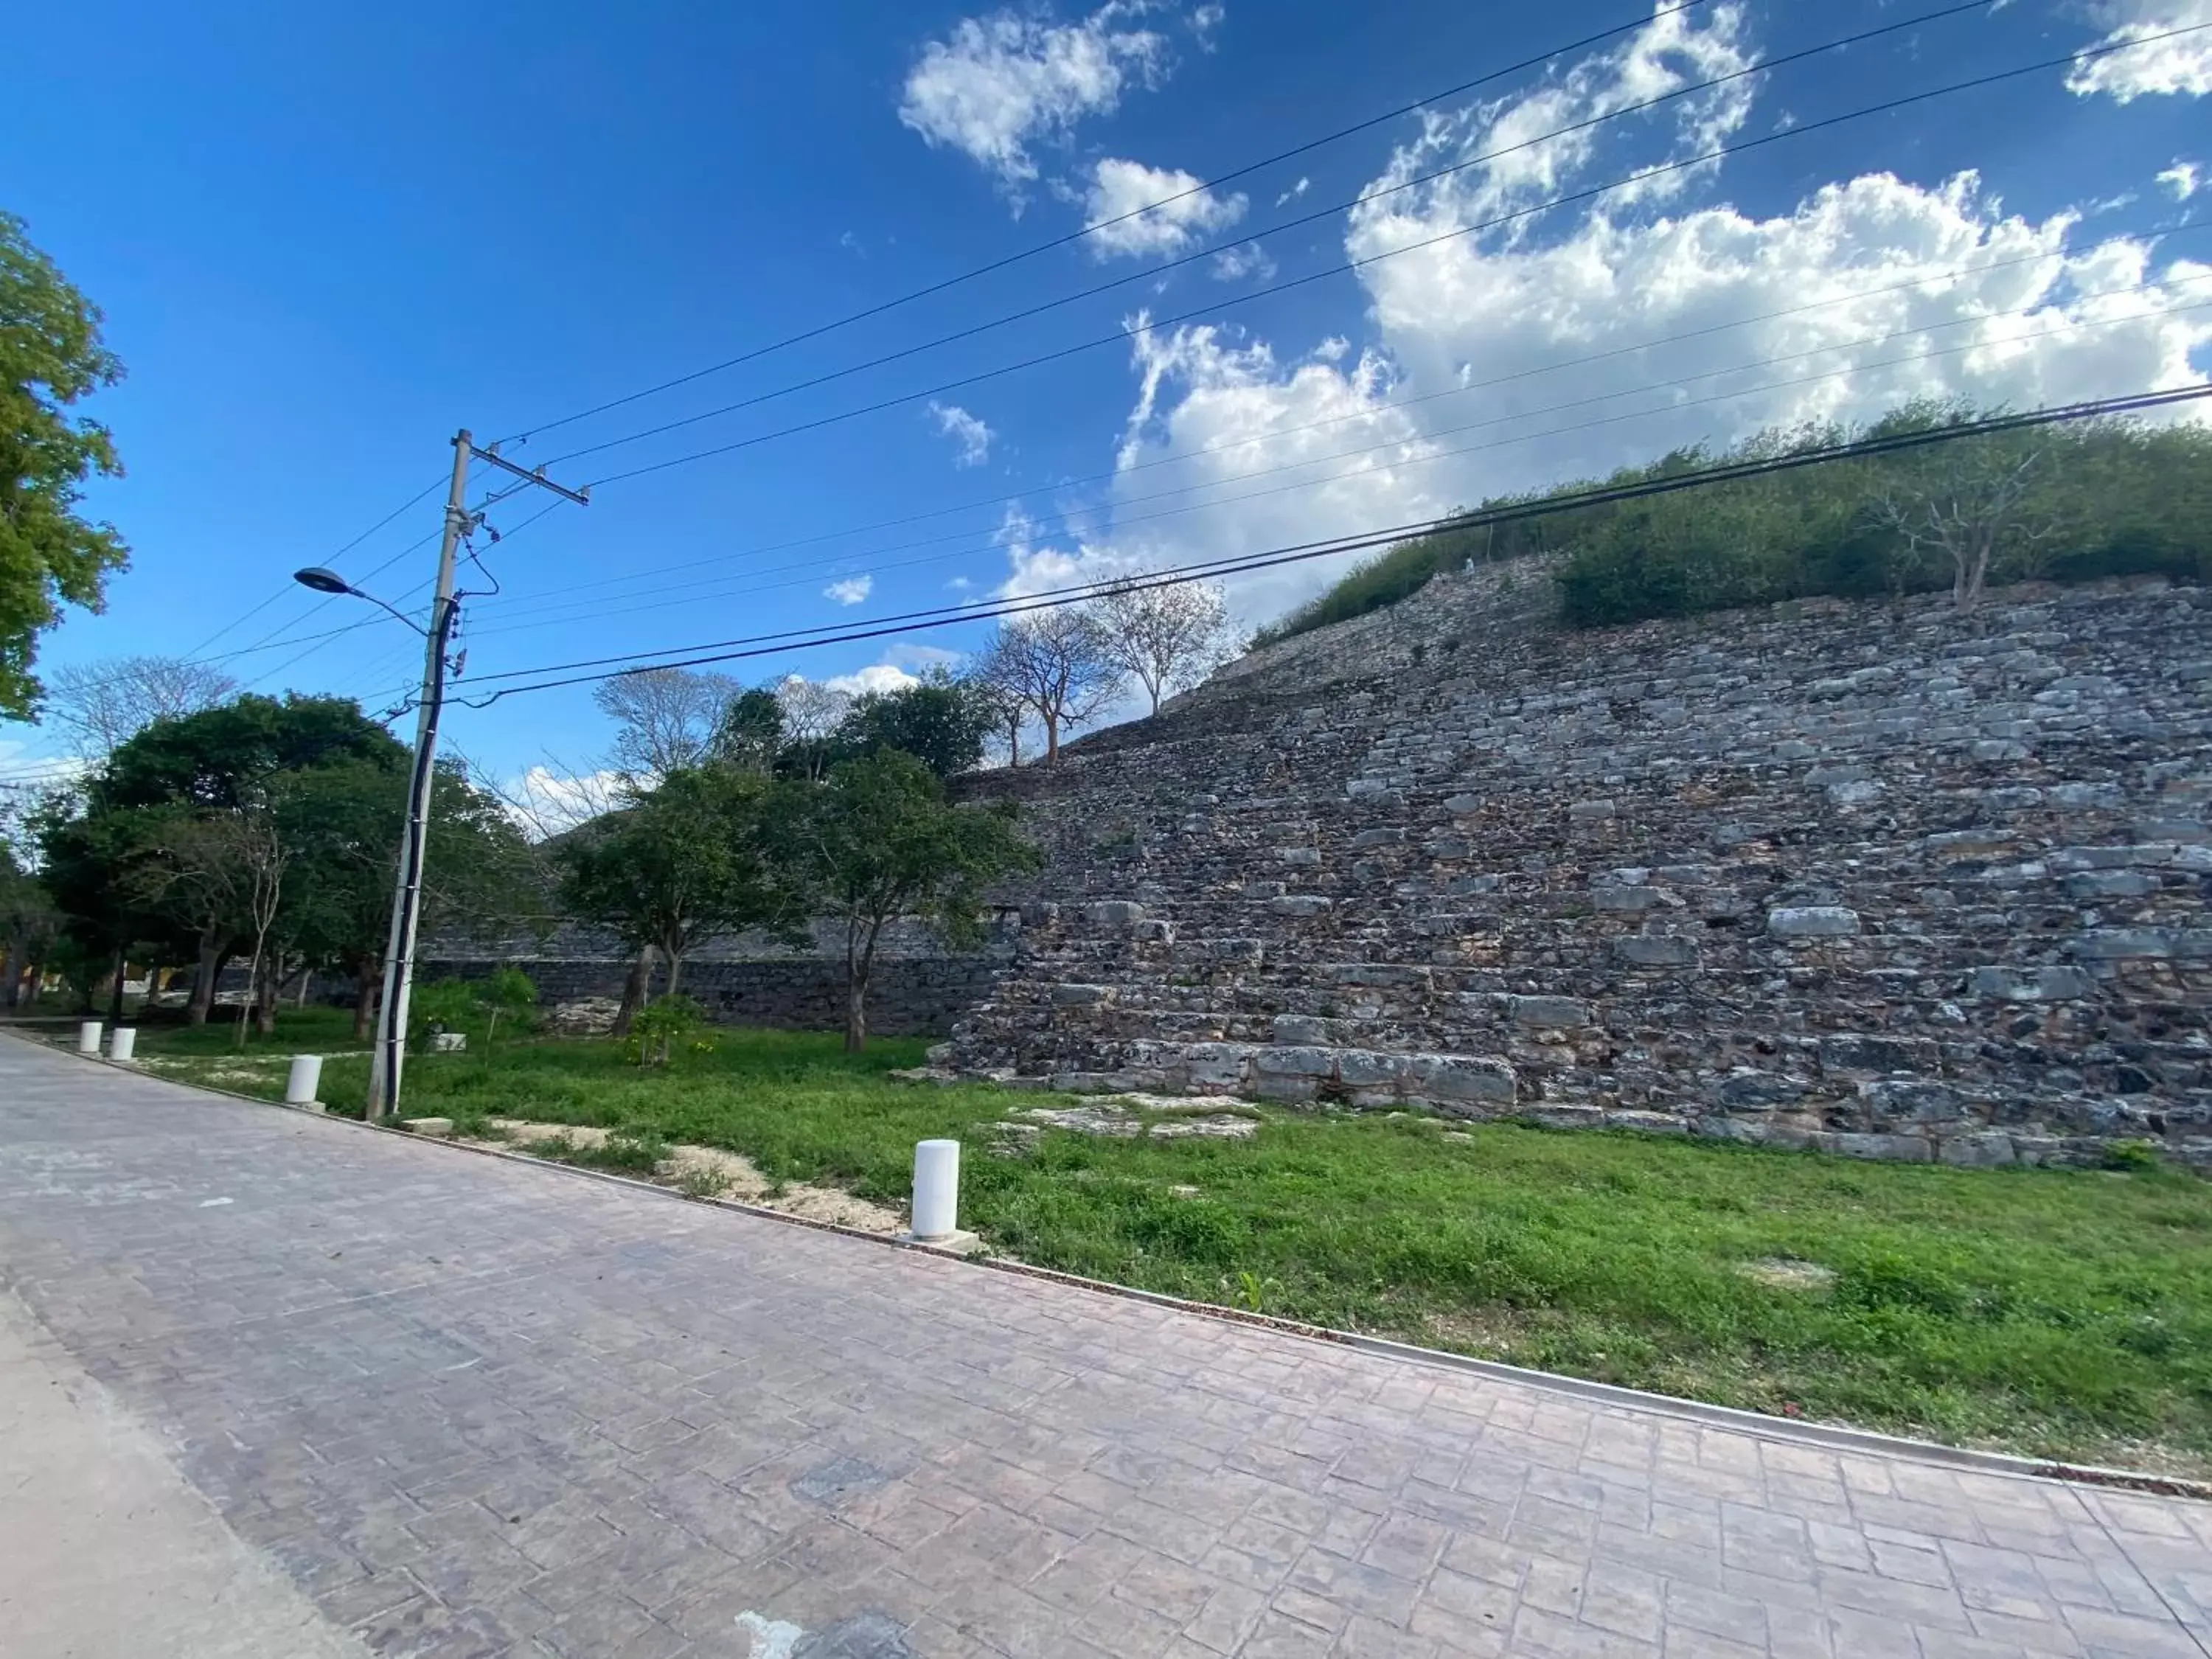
left=456, top=303, right=2212, bottom=658
left=454, top=385, right=2212, bottom=705
left=470, top=217, right=2205, bottom=621
left=173, top=473, right=451, bottom=663
left=495, top=0, right=1721, bottom=449
left=461, top=260, right=2212, bottom=636
left=566, top=26, right=2204, bottom=493
left=545, top=0, right=2000, bottom=476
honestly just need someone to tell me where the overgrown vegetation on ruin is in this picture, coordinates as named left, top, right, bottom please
left=1256, top=401, right=2212, bottom=644
left=108, top=1009, right=2212, bottom=1475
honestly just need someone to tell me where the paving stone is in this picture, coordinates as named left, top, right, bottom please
left=1, top=1040, right=2205, bottom=1659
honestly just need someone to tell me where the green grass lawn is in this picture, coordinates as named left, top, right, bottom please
left=99, top=1006, right=2212, bottom=1475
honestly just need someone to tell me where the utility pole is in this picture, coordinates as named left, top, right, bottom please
left=365, top=430, right=587, bottom=1121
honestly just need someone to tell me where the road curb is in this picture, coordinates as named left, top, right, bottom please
left=12, top=1027, right=2206, bottom=1505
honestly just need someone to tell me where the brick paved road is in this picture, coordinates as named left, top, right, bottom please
left=1, top=1037, right=2206, bottom=1659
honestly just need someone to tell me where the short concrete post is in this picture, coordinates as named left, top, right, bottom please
left=108, top=1027, right=137, bottom=1063
left=911, top=1139, right=961, bottom=1241
left=76, top=1020, right=102, bottom=1055
left=285, top=1054, right=324, bottom=1107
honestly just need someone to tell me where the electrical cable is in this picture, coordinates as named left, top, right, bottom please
left=545, top=0, right=2006, bottom=476
left=462, top=264, right=2212, bottom=636
left=452, top=384, right=2211, bottom=704
left=458, top=313, right=2212, bottom=661
left=465, top=216, right=2208, bottom=620
left=565, top=27, right=2207, bottom=493
left=495, top=0, right=1722, bottom=448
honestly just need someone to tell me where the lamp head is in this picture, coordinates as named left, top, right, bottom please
left=293, top=566, right=352, bottom=596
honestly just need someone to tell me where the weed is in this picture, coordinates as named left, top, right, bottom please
left=111, top=1006, right=2212, bottom=1471
left=675, top=1166, right=729, bottom=1200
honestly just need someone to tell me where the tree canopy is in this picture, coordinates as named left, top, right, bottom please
left=1, top=212, right=130, bottom=718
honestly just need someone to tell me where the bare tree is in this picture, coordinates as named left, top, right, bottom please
left=593, top=668, right=740, bottom=778
left=776, top=677, right=852, bottom=782
left=44, top=656, right=237, bottom=760
left=1867, top=440, right=2054, bottom=611
left=1088, top=574, right=1236, bottom=716
left=976, top=611, right=1117, bottom=764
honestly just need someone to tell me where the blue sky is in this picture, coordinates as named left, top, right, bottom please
left=4, top=0, right=2208, bottom=801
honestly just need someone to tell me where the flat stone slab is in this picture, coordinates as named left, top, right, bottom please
left=2, top=1037, right=2207, bottom=1658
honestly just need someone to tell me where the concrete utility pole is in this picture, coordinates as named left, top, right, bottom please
left=364, top=431, right=587, bottom=1121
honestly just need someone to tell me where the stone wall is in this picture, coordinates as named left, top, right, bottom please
left=943, top=567, right=2212, bottom=1169
left=415, top=917, right=1011, bottom=1040
left=415, top=953, right=1001, bottom=1039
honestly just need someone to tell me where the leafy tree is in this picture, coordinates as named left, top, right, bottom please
left=710, top=686, right=785, bottom=773
left=555, top=765, right=794, bottom=1035
left=783, top=749, right=1037, bottom=1052
left=1, top=212, right=130, bottom=719
left=0, top=838, right=57, bottom=1009
left=281, top=758, right=547, bottom=1040
left=824, top=672, right=995, bottom=779
left=476, top=965, right=538, bottom=1048
left=1088, top=574, right=1235, bottom=715
left=627, top=992, right=714, bottom=1069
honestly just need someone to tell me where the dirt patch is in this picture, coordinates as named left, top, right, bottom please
left=475, top=1119, right=908, bottom=1234
left=1736, top=1257, right=1837, bottom=1293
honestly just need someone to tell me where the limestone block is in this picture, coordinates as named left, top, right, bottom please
left=1615, top=935, right=1697, bottom=967
left=1270, top=895, right=1333, bottom=917
left=1506, top=995, right=1591, bottom=1029
left=1568, top=799, right=1617, bottom=821
left=1270, top=1015, right=1330, bottom=1045
left=1253, top=1046, right=1338, bottom=1078
left=1085, top=901, right=1148, bottom=925
left=1333, top=1050, right=1402, bottom=1088
left=1969, top=966, right=2094, bottom=1002
left=2065, top=871, right=2156, bottom=901
left=1403, top=1054, right=1517, bottom=1105
left=1442, top=794, right=1482, bottom=816
left=1349, top=828, right=1405, bottom=849
left=1938, top=1133, right=2017, bottom=1167
left=1767, top=905, right=1860, bottom=938
left=1051, top=984, right=1117, bottom=1006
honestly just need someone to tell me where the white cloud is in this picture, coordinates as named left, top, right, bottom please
left=2067, top=0, right=2212, bottom=101
left=1082, top=158, right=1247, bottom=258
left=1006, top=4, right=2212, bottom=636
left=824, top=663, right=922, bottom=697
left=1209, top=241, right=1278, bottom=282
left=897, top=3, right=1177, bottom=201
left=504, top=765, right=622, bottom=839
left=824, top=574, right=875, bottom=606
left=2160, top=159, right=2203, bottom=199
left=1190, top=3, right=1225, bottom=44
left=804, top=644, right=962, bottom=700
left=1275, top=177, right=1310, bottom=208
left=930, top=401, right=996, bottom=466
left=948, top=574, right=975, bottom=591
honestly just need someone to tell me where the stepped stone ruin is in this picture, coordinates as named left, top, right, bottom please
left=939, top=561, right=2212, bottom=1170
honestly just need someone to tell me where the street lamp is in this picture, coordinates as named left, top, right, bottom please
left=292, top=490, right=467, bottom=1124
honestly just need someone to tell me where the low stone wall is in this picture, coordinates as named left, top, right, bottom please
left=416, top=956, right=1000, bottom=1040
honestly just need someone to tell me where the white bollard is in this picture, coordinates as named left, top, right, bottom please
left=77, top=1021, right=102, bottom=1055
left=108, top=1027, right=137, bottom=1063
left=285, top=1054, right=324, bottom=1107
left=911, top=1139, right=961, bottom=1241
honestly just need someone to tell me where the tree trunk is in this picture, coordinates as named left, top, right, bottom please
left=189, top=929, right=221, bottom=1026
left=1043, top=711, right=1061, bottom=764
left=1, top=929, right=24, bottom=1011
left=108, top=949, right=127, bottom=1023
left=353, top=970, right=380, bottom=1042
left=613, top=945, right=656, bottom=1040
left=254, top=956, right=279, bottom=1037
left=844, top=914, right=881, bottom=1054
left=18, top=954, right=40, bottom=1008
left=665, top=948, right=685, bottom=999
